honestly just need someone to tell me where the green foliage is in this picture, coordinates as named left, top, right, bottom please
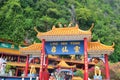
left=74, top=70, right=83, bottom=78
left=109, top=62, right=120, bottom=79
left=0, top=0, right=120, bottom=62
left=5, top=65, right=11, bottom=73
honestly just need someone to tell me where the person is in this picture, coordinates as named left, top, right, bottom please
left=65, top=72, right=72, bottom=80
left=54, top=71, right=58, bottom=79
left=49, top=73, right=56, bottom=80
left=58, top=73, right=64, bottom=80
left=49, top=76, right=56, bottom=80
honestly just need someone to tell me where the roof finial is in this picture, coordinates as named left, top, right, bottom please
left=52, top=25, right=56, bottom=29
left=75, top=24, right=79, bottom=28
left=34, top=41, right=36, bottom=44
left=68, top=22, right=73, bottom=27
left=89, top=23, right=94, bottom=31
left=98, top=39, right=100, bottom=42
left=58, top=22, right=63, bottom=28
left=112, top=42, right=115, bottom=48
left=19, top=44, right=22, bottom=49
left=34, top=27, right=39, bottom=33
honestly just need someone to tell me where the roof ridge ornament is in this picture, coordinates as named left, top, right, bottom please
left=75, top=24, right=79, bottom=28
left=89, top=23, right=94, bottom=31
left=34, top=41, right=36, bottom=44
left=52, top=25, right=56, bottom=30
left=112, top=42, right=115, bottom=48
left=97, top=39, right=100, bottom=42
left=34, top=27, right=39, bottom=33
left=19, top=44, right=22, bottom=49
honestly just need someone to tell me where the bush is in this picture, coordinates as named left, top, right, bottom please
left=74, top=70, right=83, bottom=78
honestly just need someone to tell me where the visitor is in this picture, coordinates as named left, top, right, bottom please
left=58, top=73, right=64, bottom=80
left=49, top=73, right=56, bottom=80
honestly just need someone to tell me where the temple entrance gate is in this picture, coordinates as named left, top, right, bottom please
left=25, top=24, right=114, bottom=80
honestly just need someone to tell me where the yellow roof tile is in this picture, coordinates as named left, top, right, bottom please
left=7, top=62, right=53, bottom=69
left=20, top=41, right=114, bottom=54
left=88, top=41, right=114, bottom=51
left=56, top=60, right=76, bottom=68
left=72, top=77, right=83, bottom=80
left=0, top=48, right=20, bottom=55
left=20, top=43, right=42, bottom=51
left=37, top=25, right=91, bottom=37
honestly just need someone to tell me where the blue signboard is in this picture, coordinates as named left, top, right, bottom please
left=45, top=41, right=84, bottom=55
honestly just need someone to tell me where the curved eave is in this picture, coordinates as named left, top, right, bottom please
left=56, top=60, right=76, bottom=68
left=7, top=62, right=53, bottom=69
left=20, top=50, right=41, bottom=55
left=36, top=26, right=92, bottom=41
left=37, top=35, right=91, bottom=41
left=0, top=48, right=20, bottom=55
left=88, top=42, right=114, bottom=55
left=20, top=43, right=42, bottom=55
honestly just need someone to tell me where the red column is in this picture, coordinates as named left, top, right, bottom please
left=18, top=56, right=20, bottom=62
left=25, top=55, right=29, bottom=76
left=105, top=54, right=110, bottom=80
left=84, top=38, right=88, bottom=80
left=39, top=39, right=45, bottom=80
left=44, top=55, right=49, bottom=80
left=15, top=68, right=18, bottom=76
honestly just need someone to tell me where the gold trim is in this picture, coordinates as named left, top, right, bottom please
left=34, top=27, right=39, bottom=33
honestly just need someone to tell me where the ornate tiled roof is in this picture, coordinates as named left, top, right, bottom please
left=56, top=60, right=76, bottom=68
left=35, top=24, right=94, bottom=41
left=20, top=43, right=42, bottom=54
left=88, top=40, right=114, bottom=54
left=37, top=25, right=91, bottom=36
left=20, top=40, right=114, bottom=55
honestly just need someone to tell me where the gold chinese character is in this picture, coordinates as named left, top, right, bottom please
left=62, top=46, right=68, bottom=52
left=74, top=46, right=80, bottom=53
left=51, top=46, right=56, bottom=53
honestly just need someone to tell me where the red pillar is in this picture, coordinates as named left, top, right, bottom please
left=25, top=55, right=29, bottom=76
left=84, top=38, right=88, bottom=80
left=18, top=56, right=20, bottom=62
left=44, top=55, right=49, bottom=80
left=105, top=54, right=110, bottom=80
left=39, top=39, right=45, bottom=80
left=15, top=68, right=18, bottom=76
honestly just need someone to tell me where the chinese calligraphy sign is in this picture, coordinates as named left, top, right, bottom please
left=45, top=41, right=84, bottom=55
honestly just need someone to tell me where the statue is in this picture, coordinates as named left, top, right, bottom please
left=94, top=66, right=102, bottom=80
left=58, top=22, right=63, bottom=28
left=70, top=55, right=75, bottom=60
left=0, top=57, right=7, bottom=76
left=68, top=22, right=73, bottom=27
left=94, top=66, right=101, bottom=76
left=30, top=65, right=36, bottom=74
left=28, top=65, right=37, bottom=77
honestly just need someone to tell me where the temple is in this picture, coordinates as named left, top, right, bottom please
left=0, top=23, right=114, bottom=80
